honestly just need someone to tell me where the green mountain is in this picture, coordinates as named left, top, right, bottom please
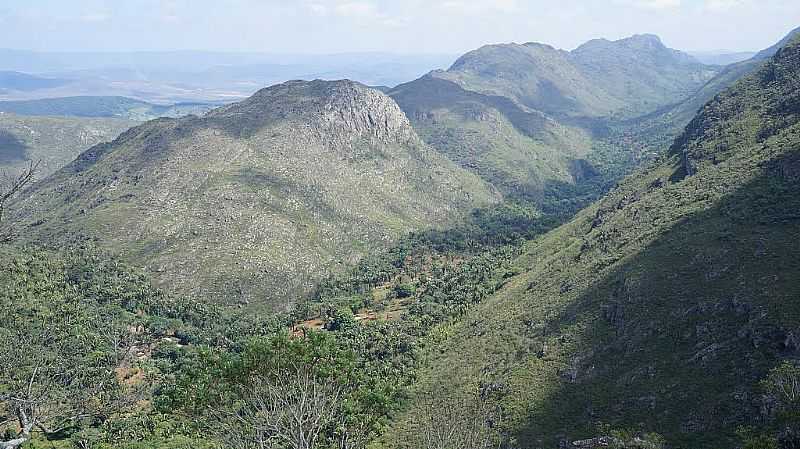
left=625, top=26, right=800, bottom=156
left=389, top=75, right=595, bottom=204
left=0, top=112, right=135, bottom=178
left=0, top=96, right=217, bottom=121
left=431, top=34, right=717, bottom=119
left=571, top=34, right=718, bottom=117
left=436, top=42, right=623, bottom=118
left=380, top=34, right=800, bottom=449
left=389, top=35, right=717, bottom=212
left=11, top=80, right=498, bottom=309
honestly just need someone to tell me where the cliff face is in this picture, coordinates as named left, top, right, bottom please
left=12, top=80, right=498, bottom=309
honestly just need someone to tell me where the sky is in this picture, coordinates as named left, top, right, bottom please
left=0, top=0, right=799, bottom=55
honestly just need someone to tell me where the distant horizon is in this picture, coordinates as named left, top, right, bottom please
left=2, top=1, right=798, bottom=55
left=0, top=34, right=776, bottom=57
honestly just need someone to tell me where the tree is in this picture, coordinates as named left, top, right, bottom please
left=0, top=280, right=127, bottom=449
left=740, top=361, right=800, bottom=449
left=410, top=385, right=504, bottom=449
left=763, top=361, right=800, bottom=407
left=191, top=333, right=381, bottom=449
left=0, top=160, right=39, bottom=243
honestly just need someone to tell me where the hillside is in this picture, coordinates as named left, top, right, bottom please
left=389, top=35, right=715, bottom=215
left=622, top=26, right=800, bottom=156
left=0, top=112, right=135, bottom=178
left=437, top=42, right=622, bottom=118
left=390, top=75, right=595, bottom=204
left=432, top=34, right=717, bottom=119
left=11, top=80, right=498, bottom=309
left=380, top=34, right=800, bottom=449
left=0, top=96, right=218, bottom=121
left=571, top=34, right=717, bottom=117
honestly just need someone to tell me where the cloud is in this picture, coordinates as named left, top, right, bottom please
left=438, top=0, right=520, bottom=14
left=621, top=0, right=682, bottom=10
left=328, top=1, right=406, bottom=28
left=157, top=0, right=183, bottom=24
left=702, top=0, right=749, bottom=12
left=80, top=12, right=110, bottom=23
left=334, top=1, right=378, bottom=17
left=305, top=2, right=330, bottom=15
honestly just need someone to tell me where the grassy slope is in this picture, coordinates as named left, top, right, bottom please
left=436, top=42, right=623, bottom=118
left=0, top=112, right=135, bottom=178
left=380, top=36, right=800, bottom=449
left=390, top=76, right=594, bottom=203
left=389, top=35, right=721, bottom=222
left=436, top=35, right=717, bottom=120
left=12, top=80, right=498, bottom=310
left=571, top=34, right=718, bottom=119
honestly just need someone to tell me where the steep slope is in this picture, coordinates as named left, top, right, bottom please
left=12, top=80, right=498, bottom=309
left=381, top=35, right=800, bottom=449
left=389, top=34, right=710, bottom=213
left=571, top=34, right=718, bottom=117
left=437, top=42, right=622, bottom=118
left=390, top=75, right=594, bottom=203
left=0, top=96, right=217, bottom=121
left=0, top=112, right=135, bottom=178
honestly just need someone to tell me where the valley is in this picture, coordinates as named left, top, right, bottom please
left=2, top=11, right=800, bottom=449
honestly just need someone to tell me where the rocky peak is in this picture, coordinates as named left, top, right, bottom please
left=623, top=33, right=665, bottom=47
left=575, top=34, right=665, bottom=55
left=573, top=33, right=698, bottom=67
left=208, top=79, right=418, bottom=146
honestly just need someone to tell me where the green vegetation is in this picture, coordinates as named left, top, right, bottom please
left=4, top=28, right=800, bottom=449
left=379, top=34, right=800, bottom=449
left=11, top=80, right=498, bottom=309
left=0, top=112, right=134, bottom=179
left=0, top=97, right=217, bottom=121
left=389, top=34, right=728, bottom=249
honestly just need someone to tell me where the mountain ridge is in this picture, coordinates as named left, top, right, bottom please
left=381, top=33, right=800, bottom=449
left=11, top=79, right=498, bottom=309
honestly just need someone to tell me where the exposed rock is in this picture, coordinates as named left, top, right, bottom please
left=13, top=80, right=498, bottom=308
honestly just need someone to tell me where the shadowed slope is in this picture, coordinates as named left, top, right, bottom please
left=380, top=34, right=800, bottom=449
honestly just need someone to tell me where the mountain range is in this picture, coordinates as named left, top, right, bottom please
left=3, top=25, right=800, bottom=449
left=10, top=31, right=789, bottom=310
left=0, top=50, right=457, bottom=103
left=381, top=31, right=800, bottom=449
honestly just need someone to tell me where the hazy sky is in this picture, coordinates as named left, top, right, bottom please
left=1, top=0, right=799, bottom=54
